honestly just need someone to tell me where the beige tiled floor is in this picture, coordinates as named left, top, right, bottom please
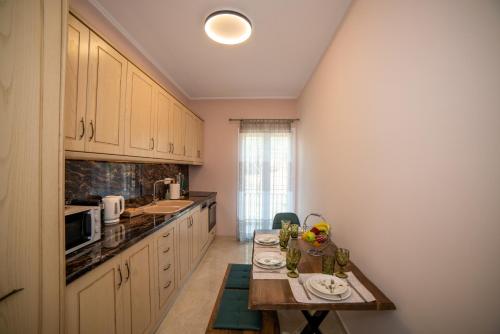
left=155, top=236, right=347, bottom=334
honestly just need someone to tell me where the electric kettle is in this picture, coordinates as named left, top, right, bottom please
left=102, top=195, right=125, bottom=225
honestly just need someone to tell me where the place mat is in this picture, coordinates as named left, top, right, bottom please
left=252, top=231, right=287, bottom=280
left=288, top=272, right=376, bottom=304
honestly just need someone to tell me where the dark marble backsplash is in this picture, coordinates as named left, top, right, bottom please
left=65, top=160, right=188, bottom=206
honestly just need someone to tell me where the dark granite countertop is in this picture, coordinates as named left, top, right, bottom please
left=66, top=192, right=216, bottom=285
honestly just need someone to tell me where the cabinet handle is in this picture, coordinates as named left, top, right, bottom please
left=163, top=281, right=172, bottom=289
left=79, top=117, right=85, bottom=139
left=88, top=120, right=94, bottom=141
left=172, top=143, right=174, bottom=153
left=163, top=264, right=171, bottom=271
left=0, top=288, right=24, bottom=302
left=183, top=145, right=186, bottom=155
left=125, top=261, right=130, bottom=282
left=163, top=247, right=170, bottom=254
left=117, top=266, right=123, bottom=288
left=163, top=232, right=170, bottom=238
left=151, top=137, right=154, bottom=150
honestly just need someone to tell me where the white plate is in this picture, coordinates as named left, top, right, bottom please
left=255, top=252, right=284, bottom=266
left=308, top=275, right=348, bottom=296
left=255, top=240, right=279, bottom=246
left=255, top=234, right=279, bottom=245
left=305, top=275, right=351, bottom=301
left=253, top=260, right=286, bottom=270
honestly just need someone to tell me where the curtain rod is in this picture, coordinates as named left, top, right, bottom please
left=228, top=118, right=300, bottom=122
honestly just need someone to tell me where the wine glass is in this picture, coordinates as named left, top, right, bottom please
left=321, top=254, right=336, bottom=275
left=334, top=248, right=350, bottom=278
left=286, top=247, right=301, bottom=278
left=290, top=224, right=299, bottom=239
left=281, top=220, right=291, bottom=231
left=279, top=228, right=291, bottom=251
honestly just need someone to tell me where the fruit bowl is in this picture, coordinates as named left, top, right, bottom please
left=301, top=219, right=330, bottom=256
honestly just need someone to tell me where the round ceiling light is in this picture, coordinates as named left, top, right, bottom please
left=205, top=10, right=252, bottom=45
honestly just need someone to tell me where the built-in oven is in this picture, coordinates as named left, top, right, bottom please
left=65, top=205, right=101, bottom=254
left=208, top=199, right=216, bottom=232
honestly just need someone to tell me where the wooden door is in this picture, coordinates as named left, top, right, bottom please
left=122, top=240, right=155, bottom=334
left=64, top=15, right=89, bottom=152
left=196, top=118, right=204, bottom=163
left=125, top=63, right=155, bottom=157
left=200, top=207, right=209, bottom=250
left=154, top=87, right=174, bottom=159
left=65, top=256, right=124, bottom=334
left=178, top=217, right=191, bottom=283
left=190, top=209, right=200, bottom=263
left=1, top=1, right=64, bottom=333
left=171, top=101, right=186, bottom=158
left=85, top=32, right=127, bottom=155
left=184, top=108, right=194, bottom=161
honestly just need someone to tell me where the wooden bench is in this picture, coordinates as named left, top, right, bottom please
left=206, top=264, right=280, bottom=334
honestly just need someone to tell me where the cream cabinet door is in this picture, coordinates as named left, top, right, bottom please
left=178, top=216, right=191, bottom=284
left=196, top=118, right=204, bottom=163
left=64, top=15, right=89, bottom=152
left=154, top=87, right=175, bottom=159
left=65, top=256, right=124, bottom=334
left=122, top=239, right=155, bottom=334
left=85, top=32, right=127, bottom=155
left=185, top=111, right=197, bottom=161
left=200, top=207, right=209, bottom=250
left=171, top=101, right=186, bottom=159
left=190, top=209, right=201, bottom=263
left=125, top=63, right=155, bottom=158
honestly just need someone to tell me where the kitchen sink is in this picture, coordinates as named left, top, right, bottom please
left=143, top=200, right=193, bottom=215
left=155, top=200, right=193, bottom=207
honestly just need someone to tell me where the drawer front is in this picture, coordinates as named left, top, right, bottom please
left=158, top=267, right=175, bottom=307
left=158, top=228, right=174, bottom=249
left=157, top=242, right=174, bottom=266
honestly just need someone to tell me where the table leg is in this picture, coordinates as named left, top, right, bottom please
left=300, top=310, right=329, bottom=334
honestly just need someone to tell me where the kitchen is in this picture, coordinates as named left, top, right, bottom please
left=1, top=1, right=500, bottom=334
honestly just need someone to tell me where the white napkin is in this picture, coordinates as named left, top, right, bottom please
left=288, top=272, right=376, bottom=304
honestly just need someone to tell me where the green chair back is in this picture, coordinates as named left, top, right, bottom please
left=272, top=212, right=300, bottom=229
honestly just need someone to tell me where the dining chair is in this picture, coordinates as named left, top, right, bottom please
left=272, top=212, right=300, bottom=229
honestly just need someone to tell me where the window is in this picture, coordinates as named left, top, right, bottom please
left=237, top=120, right=296, bottom=241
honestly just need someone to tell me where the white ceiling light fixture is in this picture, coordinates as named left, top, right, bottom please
left=205, top=10, right=252, bottom=45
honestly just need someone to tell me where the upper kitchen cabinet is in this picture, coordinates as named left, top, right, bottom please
left=154, top=87, right=175, bottom=160
left=171, top=101, right=186, bottom=159
left=125, top=63, right=156, bottom=158
left=64, top=14, right=204, bottom=164
left=64, top=15, right=89, bottom=151
left=85, top=32, right=127, bottom=155
left=195, top=117, right=204, bottom=164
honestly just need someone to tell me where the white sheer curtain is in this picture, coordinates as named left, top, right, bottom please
left=237, top=120, right=296, bottom=241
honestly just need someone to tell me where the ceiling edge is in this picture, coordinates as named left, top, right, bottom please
left=88, top=0, right=193, bottom=100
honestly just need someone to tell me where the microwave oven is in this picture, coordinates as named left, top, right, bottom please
left=65, top=205, right=101, bottom=254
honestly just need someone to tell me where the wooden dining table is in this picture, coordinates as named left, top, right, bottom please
left=248, top=230, right=396, bottom=334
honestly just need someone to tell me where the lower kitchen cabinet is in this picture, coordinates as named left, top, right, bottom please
left=65, top=202, right=216, bottom=334
left=178, top=215, right=191, bottom=285
left=122, top=239, right=156, bottom=334
left=66, top=237, right=155, bottom=334
left=66, top=256, right=124, bottom=334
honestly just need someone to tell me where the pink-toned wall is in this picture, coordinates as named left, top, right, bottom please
left=189, top=100, right=298, bottom=237
left=70, top=0, right=190, bottom=106
left=297, top=0, right=500, bottom=333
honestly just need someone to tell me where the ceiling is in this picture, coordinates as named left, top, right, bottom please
left=90, top=0, right=351, bottom=99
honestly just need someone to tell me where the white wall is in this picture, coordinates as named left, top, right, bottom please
left=297, top=0, right=500, bottom=333
left=189, top=99, right=298, bottom=237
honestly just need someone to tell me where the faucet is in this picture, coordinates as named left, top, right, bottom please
left=152, top=178, right=174, bottom=204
